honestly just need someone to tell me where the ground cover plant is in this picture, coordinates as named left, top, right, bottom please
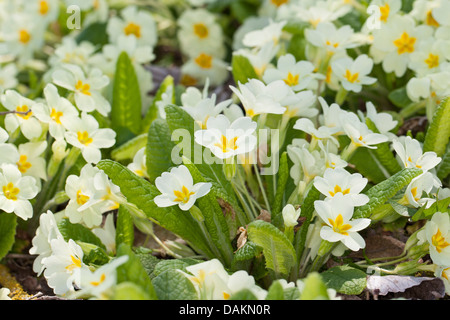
left=0, top=0, right=449, bottom=301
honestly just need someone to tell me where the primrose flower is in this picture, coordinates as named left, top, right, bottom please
left=370, top=14, right=433, bottom=77
left=52, top=64, right=111, bottom=116
left=41, top=237, right=86, bottom=295
left=409, top=38, right=449, bottom=77
left=305, top=21, right=357, bottom=54
left=290, top=0, right=352, bottom=27
left=0, top=288, right=11, bottom=300
left=417, top=212, right=450, bottom=266
left=263, top=54, right=320, bottom=92
left=106, top=5, right=158, bottom=48
left=77, top=255, right=128, bottom=299
left=403, top=172, right=439, bottom=208
left=235, top=42, right=279, bottom=78
left=0, top=164, right=39, bottom=221
left=184, top=259, right=266, bottom=300
left=15, top=141, right=48, bottom=182
left=331, top=54, right=377, bottom=93
left=154, top=165, right=212, bottom=211
left=342, top=119, right=389, bottom=150
left=314, top=194, right=371, bottom=251
left=242, top=20, right=286, bottom=49
left=392, top=136, right=441, bottom=172
left=293, top=118, right=339, bottom=148
left=368, top=0, right=402, bottom=25
left=313, top=167, right=370, bottom=206
left=29, top=210, right=63, bottom=276
left=406, top=71, right=450, bottom=105
left=62, top=112, right=116, bottom=164
left=0, top=64, right=18, bottom=93
left=229, top=79, right=289, bottom=118
left=180, top=52, right=229, bottom=87
left=33, top=83, right=79, bottom=141
left=48, top=37, right=96, bottom=72
left=127, top=147, right=149, bottom=179
left=0, top=90, right=42, bottom=140
left=435, top=265, right=450, bottom=295
left=194, top=115, right=257, bottom=160
left=359, top=101, right=398, bottom=140
left=282, top=204, right=301, bottom=228
left=177, top=8, right=226, bottom=59
left=92, top=213, right=116, bottom=254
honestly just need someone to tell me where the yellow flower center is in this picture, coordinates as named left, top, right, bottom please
left=194, top=53, right=213, bottom=69
left=75, top=80, right=91, bottom=96
left=77, top=131, right=93, bottom=146
left=425, top=53, right=439, bottom=69
left=284, top=72, right=300, bottom=87
left=17, top=155, right=32, bottom=174
left=393, top=32, right=416, bottom=54
left=180, top=74, right=198, bottom=87
left=124, top=22, right=141, bottom=38
left=410, top=186, right=420, bottom=201
left=193, top=23, right=209, bottom=39
left=425, top=10, right=439, bottom=27
left=3, top=182, right=20, bottom=201
left=325, top=66, right=332, bottom=84
left=223, top=292, right=231, bottom=300
left=76, top=190, right=90, bottom=205
left=50, top=108, right=63, bottom=124
left=39, top=0, right=49, bottom=15
left=214, top=135, right=239, bottom=154
left=344, top=70, right=360, bottom=83
left=328, top=185, right=351, bottom=197
left=173, top=185, right=195, bottom=204
left=66, top=255, right=82, bottom=272
left=90, top=274, right=106, bottom=287
left=328, top=214, right=352, bottom=236
left=380, top=3, right=390, bottom=23
left=19, top=29, right=31, bottom=44
left=432, top=229, right=450, bottom=253
left=326, top=40, right=339, bottom=49
left=271, top=0, right=289, bottom=7
left=16, top=105, right=32, bottom=119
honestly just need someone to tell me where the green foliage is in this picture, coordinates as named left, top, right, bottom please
left=58, top=218, right=106, bottom=250
left=116, top=205, right=135, bottom=248
left=111, top=52, right=143, bottom=143
left=231, top=54, right=259, bottom=85
left=423, top=97, right=450, bottom=157
left=152, top=269, right=199, bottom=300
left=0, top=213, right=17, bottom=261
left=299, top=272, right=330, bottom=300
left=247, top=220, right=297, bottom=278
left=353, top=168, right=423, bottom=219
left=320, top=265, right=367, bottom=295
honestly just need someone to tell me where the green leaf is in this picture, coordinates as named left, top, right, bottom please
left=353, top=168, right=423, bottom=219
left=112, top=282, right=152, bottom=300
left=366, top=118, right=402, bottom=176
left=116, top=243, right=158, bottom=300
left=96, top=160, right=215, bottom=258
left=388, top=86, right=413, bottom=108
left=423, top=97, right=450, bottom=157
left=265, top=281, right=285, bottom=300
left=75, top=22, right=108, bottom=45
left=183, top=158, right=234, bottom=266
left=231, top=54, right=258, bottom=85
left=151, top=258, right=201, bottom=279
left=412, top=196, right=450, bottom=221
left=112, top=51, right=143, bottom=141
left=437, top=150, right=450, bottom=180
left=152, top=269, right=198, bottom=300
left=146, top=119, right=176, bottom=183
left=349, top=146, right=389, bottom=183
left=116, top=205, right=135, bottom=248
left=0, top=213, right=16, bottom=261
left=233, top=241, right=262, bottom=262
left=229, top=289, right=258, bottom=300
left=287, top=34, right=307, bottom=61
left=271, top=152, right=290, bottom=229
left=247, top=220, right=297, bottom=278
left=111, top=133, right=147, bottom=162
left=57, top=218, right=106, bottom=250
left=299, top=272, right=330, bottom=300
left=142, top=75, right=174, bottom=134
left=320, top=265, right=367, bottom=295
left=293, top=185, right=321, bottom=268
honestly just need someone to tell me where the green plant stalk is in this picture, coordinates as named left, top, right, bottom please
left=253, top=163, right=271, bottom=213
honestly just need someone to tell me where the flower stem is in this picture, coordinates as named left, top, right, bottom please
left=253, top=163, right=271, bottom=213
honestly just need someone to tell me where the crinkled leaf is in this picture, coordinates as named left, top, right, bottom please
left=146, top=119, right=176, bottom=183
left=320, top=265, right=367, bottom=295
left=116, top=243, right=158, bottom=300
left=112, top=51, right=142, bottom=140
left=57, top=218, right=106, bottom=250
left=116, top=204, right=135, bottom=248
left=97, top=160, right=215, bottom=258
left=151, top=258, right=202, bottom=279
left=423, top=97, right=450, bottom=157
left=0, top=213, right=16, bottom=261
left=353, top=168, right=423, bottom=219
left=231, top=54, right=258, bottom=85
left=152, top=269, right=198, bottom=300
left=142, top=75, right=174, bottom=133
left=299, top=272, right=330, bottom=300
left=437, top=150, right=450, bottom=180
left=233, top=241, right=262, bottom=262
left=247, top=220, right=296, bottom=278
